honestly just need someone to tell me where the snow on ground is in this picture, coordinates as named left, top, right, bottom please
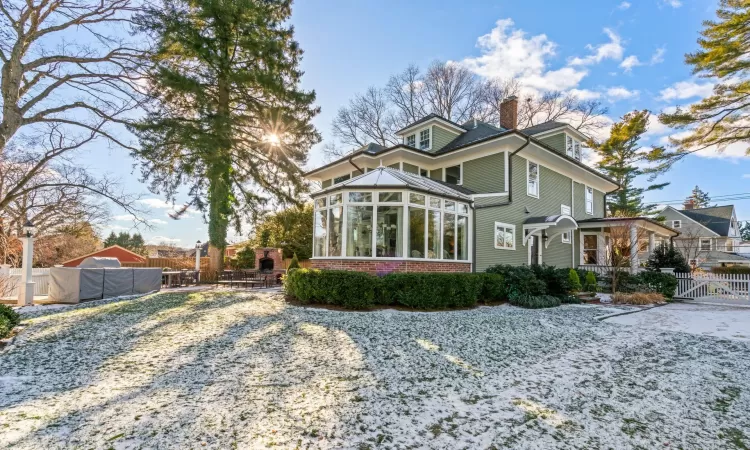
left=606, top=303, right=750, bottom=341
left=1, top=291, right=749, bottom=449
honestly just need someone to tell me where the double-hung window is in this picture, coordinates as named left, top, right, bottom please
left=585, top=186, right=594, bottom=215
left=527, top=161, right=540, bottom=198
left=583, top=235, right=598, bottom=264
left=406, top=134, right=416, bottom=147
left=700, top=238, right=712, bottom=252
left=566, top=135, right=582, bottom=160
left=672, top=220, right=681, bottom=229
left=494, top=222, right=515, bottom=250
left=419, top=129, right=431, bottom=150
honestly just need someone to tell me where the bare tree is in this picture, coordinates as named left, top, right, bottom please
left=422, top=61, right=485, bottom=123
left=478, top=77, right=521, bottom=124
left=331, top=87, right=399, bottom=148
left=519, top=92, right=609, bottom=135
left=0, top=0, right=147, bottom=220
left=386, top=64, right=427, bottom=125
left=604, top=219, right=649, bottom=293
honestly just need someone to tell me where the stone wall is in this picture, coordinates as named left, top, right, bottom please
left=311, top=259, right=472, bottom=275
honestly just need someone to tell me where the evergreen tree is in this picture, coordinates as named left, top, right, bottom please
left=103, top=232, right=119, bottom=248
left=658, top=0, right=750, bottom=168
left=131, top=0, right=320, bottom=262
left=590, top=110, right=669, bottom=216
left=687, top=185, right=714, bottom=209
left=740, top=221, right=750, bottom=241
left=249, top=204, right=313, bottom=259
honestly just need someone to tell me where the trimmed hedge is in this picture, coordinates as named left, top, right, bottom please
left=0, top=304, right=20, bottom=339
left=381, top=273, right=483, bottom=309
left=712, top=266, right=750, bottom=275
left=284, top=269, right=380, bottom=309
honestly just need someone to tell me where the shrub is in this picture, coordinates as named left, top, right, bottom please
left=530, top=264, right=573, bottom=298
left=583, top=271, right=597, bottom=292
left=509, top=293, right=561, bottom=309
left=284, top=269, right=379, bottom=309
left=477, top=273, right=507, bottom=302
left=635, top=271, right=678, bottom=299
left=645, top=243, right=690, bottom=273
left=0, top=304, right=20, bottom=339
left=381, top=273, right=483, bottom=309
left=712, top=266, right=750, bottom=275
left=611, top=292, right=665, bottom=305
left=568, top=269, right=582, bottom=293
left=287, top=253, right=301, bottom=270
left=561, top=295, right=582, bottom=304
left=486, top=265, right=546, bottom=297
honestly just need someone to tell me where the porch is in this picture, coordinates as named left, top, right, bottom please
left=576, top=217, right=680, bottom=274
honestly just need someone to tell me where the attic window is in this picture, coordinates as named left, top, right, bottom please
left=672, top=220, right=681, bottom=229
left=566, top=135, right=582, bottom=161
left=406, top=134, right=416, bottom=147
left=419, top=129, right=431, bottom=150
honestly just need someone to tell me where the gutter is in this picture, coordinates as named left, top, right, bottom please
left=471, top=201, right=477, bottom=273
left=507, top=134, right=532, bottom=204
left=348, top=153, right=363, bottom=174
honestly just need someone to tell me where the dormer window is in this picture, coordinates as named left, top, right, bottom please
left=566, top=135, right=582, bottom=161
left=419, top=128, right=431, bottom=150
left=406, top=134, right=416, bottom=147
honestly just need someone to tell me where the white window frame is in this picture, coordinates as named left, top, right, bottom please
left=672, top=220, right=681, bottom=229
left=582, top=232, right=599, bottom=265
left=527, top=160, right=540, bottom=198
left=562, top=231, right=571, bottom=244
left=699, top=238, right=712, bottom=252
left=494, top=222, right=516, bottom=250
left=566, top=135, right=574, bottom=157
left=406, top=134, right=416, bottom=147
left=419, top=128, right=431, bottom=150
left=585, top=185, right=594, bottom=215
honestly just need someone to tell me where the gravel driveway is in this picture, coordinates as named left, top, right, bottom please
left=1, top=291, right=749, bottom=449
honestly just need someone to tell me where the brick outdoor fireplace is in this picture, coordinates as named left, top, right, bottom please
left=255, top=248, right=283, bottom=274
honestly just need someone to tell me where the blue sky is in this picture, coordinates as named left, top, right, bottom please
left=91, top=0, right=750, bottom=246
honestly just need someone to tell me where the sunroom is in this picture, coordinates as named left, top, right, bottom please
left=311, top=167, right=473, bottom=273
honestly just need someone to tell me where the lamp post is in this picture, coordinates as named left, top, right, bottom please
left=195, top=240, right=202, bottom=282
left=18, top=220, right=36, bottom=306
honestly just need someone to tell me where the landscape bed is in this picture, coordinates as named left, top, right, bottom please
left=0, top=290, right=748, bottom=449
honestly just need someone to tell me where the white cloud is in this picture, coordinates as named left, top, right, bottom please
left=662, top=0, right=682, bottom=8
left=459, top=18, right=588, bottom=92
left=659, top=130, right=750, bottom=160
left=659, top=80, right=714, bottom=101
left=569, top=29, right=624, bottom=66
left=620, top=55, right=642, bottom=72
left=618, top=1, right=631, bottom=9
left=742, top=174, right=750, bottom=179
left=568, top=88, right=602, bottom=100
left=150, top=219, right=167, bottom=225
left=112, top=214, right=132, bottom=221
left=644, top=115, right=672, bottom=138
left=147, top=236, right=181, bottom=245
left=606, top=86, right=640, bottom=100
left=139, top=198, right=173, bottom=209
left=650, top=47, right=666, bottom=64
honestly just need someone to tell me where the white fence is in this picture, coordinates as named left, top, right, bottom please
left=578, top=265, right=645, bottom=276
left=675, top=272, right=750, bottom=304
left=1, top=268, right=51, bottom=298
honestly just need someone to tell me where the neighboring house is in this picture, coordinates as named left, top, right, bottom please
left=62, top=245, right=147, bottom=267
left=144, top=245, right=191, bottom=258
left=659, top=202, right=750, bottom=269
left=303, top=97, right=677, bottom=274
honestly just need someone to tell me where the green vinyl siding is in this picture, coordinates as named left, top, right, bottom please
left=539, top=133, right=566, bottom=155
left=474, top=154, right=576, bottom=271
left=431, top=125, right=460, bottom=152
left=462, top=152, right=505, bottom=194
left=429, top=168, right=443, bottom=181
left=321, top=179, right=332, bottom=189
left=573, top=182, right=606, bottom=219
left=402, top=162, right=419, bottom=174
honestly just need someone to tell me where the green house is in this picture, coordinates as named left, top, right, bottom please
left=305, top=97, right=678, bottom=274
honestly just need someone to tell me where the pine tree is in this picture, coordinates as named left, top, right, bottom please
left=741, top=221, right=750, bottom=241
left=687, top=185, right=714, bottom=208
left=590, top=110, right=669, bottom=216
left=103, top=232, right=118, bottom=248
left=658, top=0, right=750, bottom=167
left=131, top=0, right=320, bottom=262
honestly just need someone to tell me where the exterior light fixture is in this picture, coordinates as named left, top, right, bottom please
left=22, top=220, right=36, bottom=238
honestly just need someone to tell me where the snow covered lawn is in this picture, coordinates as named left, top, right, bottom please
left=1, top=291, right=749, bottom=449
left=606, top=303, right=750, bottom=342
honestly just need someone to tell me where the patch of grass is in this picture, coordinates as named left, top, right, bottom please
left=621, top=418, right=647, bottom=437
left=719, top=428, right=749, bottom=449
left=712, top=386, right=741, bottom=414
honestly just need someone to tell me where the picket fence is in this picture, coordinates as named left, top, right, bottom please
left=675, top=272, right=750, bottom=304
left=3, top=268, right=51, bottom=297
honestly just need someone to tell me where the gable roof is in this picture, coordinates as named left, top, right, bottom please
left=680, top=205, right=735, bottom=236
left=520, top=121, right=567, bottom=135
left=61, top=245, right=147, bottom=266
left=395, top=113, right=468, bottom=135
left=313, top=166, right=474, bottom=202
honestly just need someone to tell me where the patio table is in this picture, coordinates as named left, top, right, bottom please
left=162, top=270, right=182, bottom=288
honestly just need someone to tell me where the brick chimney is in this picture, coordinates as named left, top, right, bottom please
left=499, top=96, right=518, bottom=130
left=684, top=198, right=696, bottom=210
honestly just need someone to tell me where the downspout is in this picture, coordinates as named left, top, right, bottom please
left=348, top=154, right=363, bottom=174
left=471, top=201, right=476, bottom=272
left=508, top=134, right=531, bottom=204
left=603, top=187, right=619, bottom=218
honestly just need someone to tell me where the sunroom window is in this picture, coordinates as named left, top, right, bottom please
left=346, top=205, right=373, bottom=257
left=377, top=205, right=403, bottom=257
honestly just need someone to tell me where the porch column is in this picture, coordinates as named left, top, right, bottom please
left=629, top=226, right=639, bottom=272
left=648, top=231, right=655, bottom=255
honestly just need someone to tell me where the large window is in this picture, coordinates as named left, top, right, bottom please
left=419, top=129, right=431, bottom=150
left=494, top=222, right=515, bottom=250
left=583, top=234, right=598, bottom=264
left=585, top=186, right=594, bottom=215
left=527, top=161, right=539, bottom=198
left=313, top=191, right=469, bottom=261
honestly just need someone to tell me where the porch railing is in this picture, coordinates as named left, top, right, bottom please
left=578, top=264, right=644, bottom=276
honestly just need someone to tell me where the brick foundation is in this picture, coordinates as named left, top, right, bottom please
left=311, top=259, right=472, bottom=275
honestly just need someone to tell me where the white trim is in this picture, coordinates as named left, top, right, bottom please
left=397, top=117, right=466, bottom=135
left=494, top=221, right=516, bottom=250
left=532, top=124, right=589, bottom=142
left=526, top=233, right=542, bottom=265
left=699, top=238, right=712, bottom=252
left=527, top=159, right=540, bottom=199
left=672, top=219, right=682, bottom=229
left=419, top=127, right=432, bottom=151
left=580, top=231, right=600, bottom=265
left=660, top=206, right=720, bottom=236
left=571, top=179, right=575, bottom=266
left=471, top=192, right=509, bottom=199
left=585, top=185, right=594, bottom=215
